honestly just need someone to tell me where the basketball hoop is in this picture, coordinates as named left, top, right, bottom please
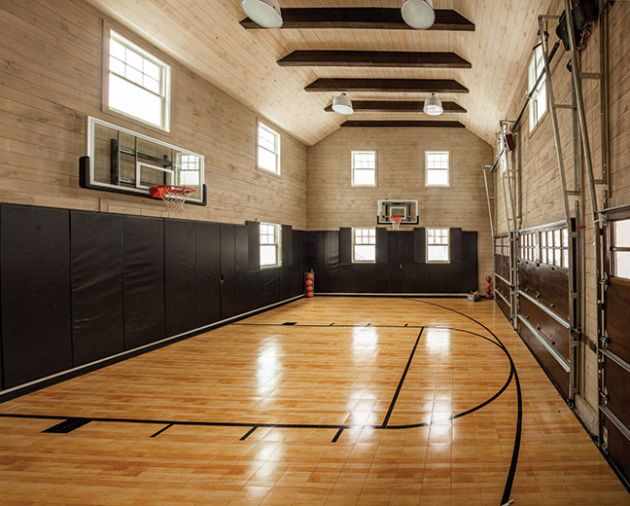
left=150, top=185, right=194, bottom=212
left=390, top=215, right=404, bottom=231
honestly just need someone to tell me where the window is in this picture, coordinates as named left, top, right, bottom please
left=352, top=151, right=376, bottom=186
left=612, top=219, right=630, bottom=279
left=108, top=31, right=170, bottom=130
left=520, top=231, right=539, bottom=262
left=257, top=123, right=281, bottom=175
left=427, top=228, right=450, bottom=263
left=353, top=228, right=376, bottom=263
left=176, top=154, right=201, bottom=186
left=425, top=152, right=450, bottom=187
left=260, top=223, right=282, bottom=268
left=528, top=46, right=548, bottom=132
left=495, top=235, right=510, bottom=257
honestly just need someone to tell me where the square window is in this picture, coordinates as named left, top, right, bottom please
left=257, top=123, right=281, bottom=175
left=353, top=228, right=376, bottom=263
left=260, top=223, right=282, bottom=268
left=427, top=228, right=450, bottom=263
left=425, top=152, right=450, bottom=187
left=107, top=31, right=170, bottom=131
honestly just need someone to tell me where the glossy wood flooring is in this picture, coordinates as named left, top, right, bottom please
left=0, top=297, right=627, bottom=505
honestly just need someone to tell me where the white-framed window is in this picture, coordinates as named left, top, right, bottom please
left=353, top=228, right=376, bottom=263
left=427, top=228, right=450, bottom=263
left=107, top=30, right=171, bottom=131
left=528, top=45, right=548, bottom=132
left=257, top=122, right=281, bottom=175
left=351, top=151, right=376, bottom=186
left=612, top=219, right=630, bottom=279
left=260, top=223, right=282, bottom=268
left=176, top=153, right=201, bottom=186
left=425, top=151, right=450, bottom=187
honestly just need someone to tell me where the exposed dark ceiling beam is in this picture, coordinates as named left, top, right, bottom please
left=341, top=120, right=466, bottom=128
left=325, top=100, right=467, bottom=113
left=241, top=8, right=475, bottom=31
left=306, top=78, right=469, bottom=93
left=278, top=50, right=471, bottom=69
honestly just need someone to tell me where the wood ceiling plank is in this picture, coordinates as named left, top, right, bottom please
left=278, top=50, right=472, bottom=68
left=241, top=8, right=475, bottom=31
left=324, top=100, right=467, bottom=113
left=341, top=120, right=466, bottom=128
left=306, top=78, right=469, bottom=93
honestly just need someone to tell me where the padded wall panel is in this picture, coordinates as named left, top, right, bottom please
left=235, top=224, right=256, bottom=314
left=122, top=216, right=165, bottom=349
left=519, top=260, right=569, bottom=319
left=1, top=205, right=72, bottom=387
left=292, top=230, right=305, bottom=295
left=246, top=221, right=260, bottom=271
left=602, top=417, right=630, bottom=486
left=70, top=211, right=124, bottom=365
left=282, top=225, right=293, bottom=266
left=195, top=222, right=221, bottom=327
left=450, top=228, right=462, bottom=263
left=339, top=228, right=351, bottom=265
left=518, top=294, right=570, bottom=359
left=165, top=220, right=197, bottom=336
left=376, top=227, right=388, bottom=264
left=220, top=224, right=237, bottom=319
left=461, top=232, right=478, bottom=291
left=606, top=278, right=630, bottom=364
left=413, top=228, right=426, bottom=264
left=603, top=356, right=630, bottom=431
left=518, top=322, right=570, bottom=399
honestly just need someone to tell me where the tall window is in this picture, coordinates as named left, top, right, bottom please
left=612, top=219, right=630, bottom=279
left=528, top=45, right=548, bottom=132
left=427, top=228, right=450, bottom=263
left=427, top=228, right=451, bottom=263
left=108, top=31, right=170, bottom=131
left=351, top=151, right=376, bottom=186
left=425, top=152, right=450, bottom=187
left=260, top=223, right=282, bottom=268
left=353, top=228, right=376, bottom=263
left=257, top=123, right=281, bottom=175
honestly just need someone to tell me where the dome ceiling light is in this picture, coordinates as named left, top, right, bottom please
left=401, top=0, right=436, bottom=30
left=423, top=93, right=443, bottom=116
left=332, top=93, right=354, bottom=115
left=241, top=0, right=283, bottom=29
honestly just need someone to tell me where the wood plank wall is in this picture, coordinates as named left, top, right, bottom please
left=0, top=0, right=307, bottom=229
left=306, top=127, right=494, bottom=289
left=494, top=0, right=630, bottom=428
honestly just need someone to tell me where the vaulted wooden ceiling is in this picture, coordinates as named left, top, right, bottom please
left=87, top=0, right=555, bottom=146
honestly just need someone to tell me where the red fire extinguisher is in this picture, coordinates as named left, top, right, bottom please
left=305, top=271, right=314, bottom=298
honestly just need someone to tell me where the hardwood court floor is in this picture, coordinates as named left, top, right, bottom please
left=0, top=297, right=627, bottom=505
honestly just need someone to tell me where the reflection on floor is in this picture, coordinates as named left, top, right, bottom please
left=0, top=297, right=627, bottom=505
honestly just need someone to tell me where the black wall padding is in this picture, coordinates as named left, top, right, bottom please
left=376, top=227, right=388, bottom=263
left=450, top=228, right=462, bottom=263
left=339, top=227, right=352, bottom=265
left=220, top=224, right=237, bottom=319
left=461, top=232, right=478, bottom=291
left=246, top=221, right=259, bottom=271
left=413, top=228, right=426, bottom=264
left=282, top=225, right=293, bottom=266
left=194, top=221, right=221, bottom=327
left=1, top=204, right=73, bottom=388
left=165, top=220, right=197, bottom=337
left=70, top=211, right=124, bottom=366
left=122, top=216, right=165, bottom=349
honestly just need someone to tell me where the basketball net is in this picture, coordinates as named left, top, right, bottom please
left=150, top=185, right=194, bottom=213
left=391, top=215, right=403, bottom=231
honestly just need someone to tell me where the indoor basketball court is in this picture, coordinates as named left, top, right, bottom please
left=0, top=0, right=629, bottom=504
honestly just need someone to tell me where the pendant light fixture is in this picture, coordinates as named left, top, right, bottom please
left=332, top=93, right=353, bottom=115
left=401, top=0, right=436, bottom=30
left=423, top=93, right=443, bottom=116
left=241, top=0, right=283, bottom=28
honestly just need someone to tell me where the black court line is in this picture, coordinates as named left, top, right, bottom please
left=1, top=327, right=512, bottom=433
left=240, top=426, right=258, bottom=441
left=282, top=322, right=297, bottom=326
left=235, top=323, right=423, bottom=329
left=150, top=423, right=173, bottom=438
left=403, top=297, right=523, bottom=506
left=382, top=327, right=424, bottom=427
left=331, top=427, right=344, bottom=443
left=42, top=417, right=90, bottom=434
